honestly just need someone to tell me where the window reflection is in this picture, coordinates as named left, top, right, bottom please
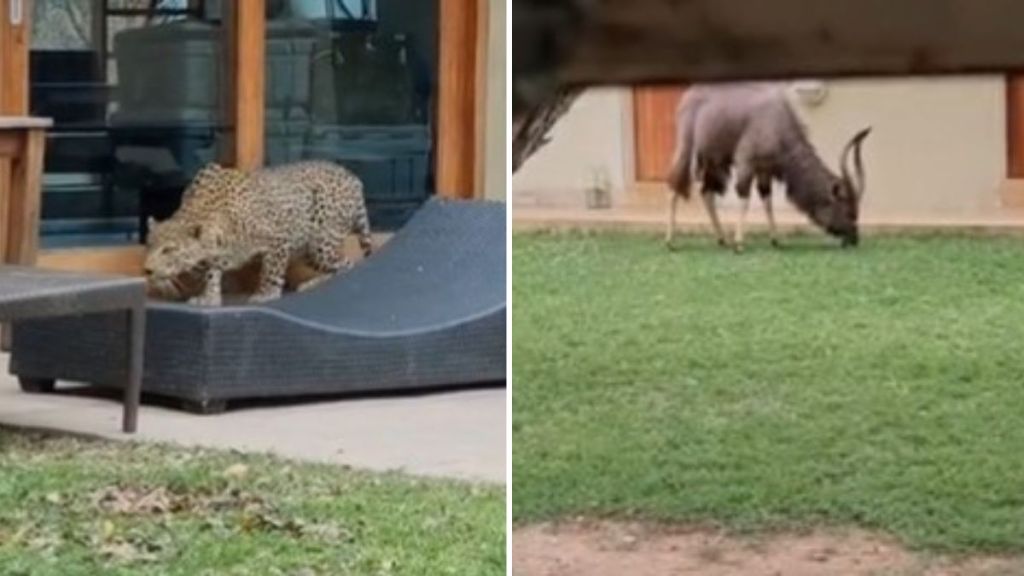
left=29, top=0, right=437, bottom=247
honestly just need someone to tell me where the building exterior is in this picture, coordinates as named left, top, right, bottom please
left=1, top=0, right=503, bottom=274
left=513, top=78, right=1024, bottom=226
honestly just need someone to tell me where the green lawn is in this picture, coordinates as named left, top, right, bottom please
left=0, top=428, right=504, bottom=575
left=512, top=231, right=1024, bottom=552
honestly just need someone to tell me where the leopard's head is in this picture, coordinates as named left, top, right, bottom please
left=143, top=218, right=227, bottom=300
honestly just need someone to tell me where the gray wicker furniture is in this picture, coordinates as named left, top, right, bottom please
left=0, top=266, right=145, bottom=432
left=8, top=199, right=505, bottom=414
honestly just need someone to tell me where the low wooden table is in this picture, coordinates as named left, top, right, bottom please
left=0, top=116, right=52, bottom=266
left=0, top=266, right=146, bottom=433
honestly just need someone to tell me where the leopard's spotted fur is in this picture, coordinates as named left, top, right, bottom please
left=144, top=161, right=372, bottom=306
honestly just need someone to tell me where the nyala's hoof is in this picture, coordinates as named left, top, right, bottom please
left=770, top=238, right=782, bottom=249
left=732, top=243, right=745, bottom=254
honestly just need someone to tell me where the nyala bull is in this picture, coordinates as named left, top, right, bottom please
left=665, top=83, right=871, bottom=251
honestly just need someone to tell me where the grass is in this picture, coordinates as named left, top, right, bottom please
left=512, top=231, right=1024, bottom=553
left=0, top=427, right=504, bottom=575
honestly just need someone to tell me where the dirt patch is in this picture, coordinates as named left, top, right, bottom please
left=512, top=521, right=1022, bottom=576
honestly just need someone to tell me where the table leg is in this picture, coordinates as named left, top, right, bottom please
left=9, top=129, right=45, bottom=265
left=123, top=303, right=145, bottom=433
left=0, top=158, right=10, bottom=261
left=0, top=158, right=9, bottom=351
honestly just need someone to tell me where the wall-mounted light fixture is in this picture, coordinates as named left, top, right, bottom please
left=9, top=0, right=23, bottom=25
left=791, top=80, right=828, bottom=107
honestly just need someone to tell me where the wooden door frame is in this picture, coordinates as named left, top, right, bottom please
left=0, top=0, right=30, bottom=115
left=4, top=0, right=487, bottom=274
left=437, top=0, right=482, bottom=198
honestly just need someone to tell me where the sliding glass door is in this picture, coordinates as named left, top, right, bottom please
left=30, top=0, right=232, bottom=247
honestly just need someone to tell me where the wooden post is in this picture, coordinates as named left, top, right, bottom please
left=437, top=0, right=480, bottom=199
left=0, top=0, right=32, bottom=258
left=0, top=0, right=29, bottom=115
left=223, top=0, right=266, bottom=170
left=472, top=0, right=490, bottom=195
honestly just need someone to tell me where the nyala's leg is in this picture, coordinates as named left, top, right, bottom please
left=701, top=190, right=729, bottom=248
left=757, top=175, right=780, bottom=248
left=250, top=246, right=289, bottom=303
left=732, top=171, right=754, bottom=253
left=665, top=192, right=681, bottom=250
left=700, top=164, right=731, bottom=248
left=189, top=267, right=223, bottom=306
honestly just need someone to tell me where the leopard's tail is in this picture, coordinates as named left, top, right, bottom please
left=354, top=199, right=373, bottom=257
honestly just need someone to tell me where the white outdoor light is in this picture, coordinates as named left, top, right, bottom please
left=791, top=80, right=828, bottom=107
left=9, top=0, right=22, bottom=25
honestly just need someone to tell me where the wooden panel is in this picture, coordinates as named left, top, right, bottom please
left=1007, top=76, right=1024, bottom=178
left=437, top=0, right=480, bottom=199
left=633, top=85, right=685, bottom=182
left=223, top=0, right=265, bottom=169
left=0, top=132, right=20, bottom=157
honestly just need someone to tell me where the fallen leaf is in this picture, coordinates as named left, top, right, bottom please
left=101, top=520, right=116, bottom=541
left=100, top=540, right=159, bottom=564
left=223, top=464, right=250, bottom=480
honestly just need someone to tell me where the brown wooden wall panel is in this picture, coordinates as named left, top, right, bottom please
left=1007, top=75, right=1024, bottom=178
left=633, top=85, right=685, bottom=182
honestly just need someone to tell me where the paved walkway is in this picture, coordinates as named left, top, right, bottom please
left=0, top=354, right=505, bottom=484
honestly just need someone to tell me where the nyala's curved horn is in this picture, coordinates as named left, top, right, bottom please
left=840, top=127, right=872, bottom=200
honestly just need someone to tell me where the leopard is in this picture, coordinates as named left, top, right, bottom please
left=144, top=160, right=372, bottom=306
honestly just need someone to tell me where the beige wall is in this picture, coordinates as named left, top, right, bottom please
left=513, top=78, right=1009, bottom=219
left=482, top=0, right=506, bottom=201
left=512, top=88, right=634, bottom=201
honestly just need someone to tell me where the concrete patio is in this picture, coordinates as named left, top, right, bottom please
left=0, top=353, right=505, bottom=484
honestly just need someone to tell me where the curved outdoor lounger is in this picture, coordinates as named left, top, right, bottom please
left=8, top=198, right=506, bottom=414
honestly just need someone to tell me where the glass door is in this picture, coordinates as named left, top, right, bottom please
left=260, top=0, right=439, bottom=230
left=30, top=0, right=232, bottom=248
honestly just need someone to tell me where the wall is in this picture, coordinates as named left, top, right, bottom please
left=792, top=77, right=1006, bottom=219
left=513, top=78, right=1009, bottom=220
left=483, top=0, right=506, bottom=201
left=511, top=88, right=633, bottom=203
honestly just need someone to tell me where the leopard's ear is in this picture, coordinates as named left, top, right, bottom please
left=147, top=216, right=158, bottom=231
left=191, top=162, right=225, bottom=184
